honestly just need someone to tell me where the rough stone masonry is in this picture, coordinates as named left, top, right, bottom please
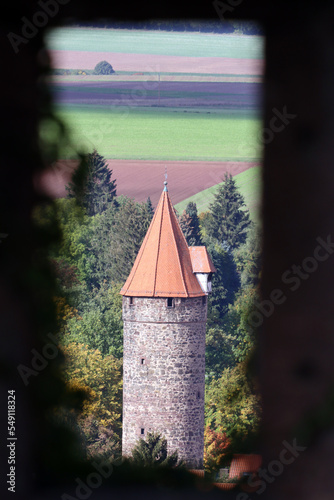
left=122, top=295, right=207, bottom=468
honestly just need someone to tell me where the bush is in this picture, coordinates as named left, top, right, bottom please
left=130, top=432, right=181, bottom=468
left=93, top=61, right=115, bottom=75
left=53, top=69, right=71, bottom=75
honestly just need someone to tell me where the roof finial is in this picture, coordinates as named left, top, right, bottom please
left=164, top=166, right=168, bottom=191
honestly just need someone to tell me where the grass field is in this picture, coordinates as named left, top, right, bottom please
left=53, top=106, right=261, bottom=161
left=175, top=166, right=262, bottom=220
left=46, top=28, right=264, bottom=59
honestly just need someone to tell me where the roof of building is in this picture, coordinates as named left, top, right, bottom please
left=213, top=454, right=262, bottom=492
left=189, top=246, right=217, bottom=274
left=120, top=186, right=206, bottom=297
left=229, top=454, right=262, bottom=479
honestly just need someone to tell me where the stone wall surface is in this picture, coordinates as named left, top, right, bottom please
left=122, top=296, right=207, bottom=468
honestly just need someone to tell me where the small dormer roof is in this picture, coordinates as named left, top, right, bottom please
left=189, top=246, right=216, bottom=274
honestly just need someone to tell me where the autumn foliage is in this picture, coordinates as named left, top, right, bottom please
left=61, top=343, right=123, bottom=433
left=204, top=425, right=231, bottom=472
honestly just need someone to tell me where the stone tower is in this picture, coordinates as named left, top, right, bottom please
left=120, top=182, right=215, bottom=468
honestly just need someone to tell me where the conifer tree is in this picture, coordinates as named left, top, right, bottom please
left=146, top=197, right=154, bottom=218
left=185, top=201, right=202, bottom=246
left=179, top=202, right=202, bottom=246
left=205, top=238, right=240, bottom=322
left=207, top=173, right=251, bottom=250
left=89, top=197, right=153, bottom=285
left=130, top=432, right=180, bottom=468
left=179, top=211, right=193, bottom=244
left=67, top=150, right=117, bottom=216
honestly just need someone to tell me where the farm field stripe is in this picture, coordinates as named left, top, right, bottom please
left=51, top=81, right=262, bottom=94
left=51, top=75, right=263, bottom=83
left=50, top=51, right=263, bottom=75
left=46, top=28, right=264, bottom=59
left=36, top=159, right=258, bottom=207
left=51, top=81, right=263, bottom=111
left=53, top=106, right=262, bottom=161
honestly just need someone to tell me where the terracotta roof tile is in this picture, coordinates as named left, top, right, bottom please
left=229, top=454, right=262, bottom=479
left=189, top=246, right=216, bottom=273
left=120, top=188, right=205, bottom=297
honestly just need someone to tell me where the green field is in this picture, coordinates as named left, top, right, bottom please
left=175, top=166, right=262, bottom=220
left=53, top=106, right=261, bottom=161
left=46, top=28, right=263, bottom=59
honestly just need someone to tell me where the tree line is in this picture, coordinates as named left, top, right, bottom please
left=74, top=20, right=263, bottom=35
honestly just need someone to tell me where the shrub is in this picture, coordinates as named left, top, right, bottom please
left=130, top=432, right=181, bottom=468
left=93, top=61, right=115, bottom=75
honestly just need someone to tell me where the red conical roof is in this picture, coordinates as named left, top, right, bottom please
left=120, top=187, right=205, bottom=297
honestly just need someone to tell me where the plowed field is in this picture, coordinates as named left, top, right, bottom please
left=36, top=159, right=257, bottom=207
left=50, top=51, right=263, bottom=76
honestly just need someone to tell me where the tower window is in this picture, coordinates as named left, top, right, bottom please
left=197, top=391, right=201, bottom=399
left=129, top=297, right=134, bottom=306
left=167, top=297, right=174, bottom=308
left=202, top=296, right=206, bottom=305
left=141, top=428, right=145, bottom=435
left=141, top=358, right=146, bottom=365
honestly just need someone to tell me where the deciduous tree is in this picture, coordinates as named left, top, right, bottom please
left=225, top=287, right=260, bottom=364
left=205, top=361, right=261, bottom=452
left=79, top=415, right=121, bottom=461
left=204, top=425, right=231, bottom=472
left=94, top=61, right=115, bottom=75
left=205, top=326, right=236, bottom=380
left=233, top=225, right=262, bottom=289
left=64, top=282, right=124, bottom=358
left=61, top=343, right=123, bottom=434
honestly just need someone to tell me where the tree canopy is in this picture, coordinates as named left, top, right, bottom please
left=204, top=425, right=231, bottom=472
left=93, top=61, right=115, bottom=75
left=205, top=361, right=261, bottom=453
left=206, top=173, right=251, bottom=251
left=61, top=342, right=123, bottom=433
left=66, top=150, right=117, bottom=216
left=179, top=201, right=202, bottom=246
left=63, top=282, right=124, bottom=358
left=88, top=196, right=153, bottom=286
